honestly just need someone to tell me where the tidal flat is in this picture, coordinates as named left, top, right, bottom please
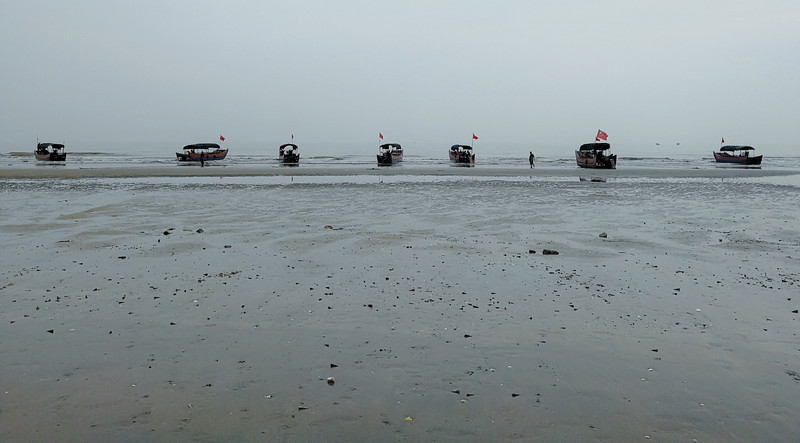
left=1, top=167, right=799, bottom=441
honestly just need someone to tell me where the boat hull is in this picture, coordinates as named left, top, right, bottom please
left=282, top=153, right=300, bottom=165
left=575, top=151, right=616, bottom=169
left=35, top=152, right=67, bottom=161
left=713, top=152, right=762, bottom=165
left=449, top=152, right=475, bottom=165
left=377, top=150, right=403, bottom=165
left=176, top=149, right=229, bottom=161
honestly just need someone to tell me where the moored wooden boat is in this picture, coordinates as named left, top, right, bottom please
left=575, top=142, right=616, bottom=169
left=280, top=143, right=300, bottom=165
left=713, top=145, right=762, bottom=165
left=35, top=143, right=67, bottom=161
left=176, top=143, right=228, bottom=162
left=377, top=143, right=403, bottom=165
left=449, top=145, right=475, bottom=165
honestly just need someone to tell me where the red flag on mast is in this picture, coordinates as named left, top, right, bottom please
left=595, top=130, right=608, bottom=141
left=472, top=133, right=478, bottom=140
left=379, top=133, right=383, bottom=140
left=219, top=135, right=225, bottom=142
left=721, top=137, right=725, bottom=144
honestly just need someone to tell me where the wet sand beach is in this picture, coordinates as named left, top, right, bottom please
left=2, top=166, right=800, bottom=441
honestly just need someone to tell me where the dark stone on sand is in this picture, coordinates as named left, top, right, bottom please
left=47, top=329, right=54, bottom=334
left=196, top=228, right=204, bottom=233
left=512, top=393, right=520, bottom=397
left=464, top=334, right=472, bottom=338
left=542, top=249, right=559, bottom=255
left=651, top=349, right=659, bottom=352
left=793, top=310, right=798, bottom=314
left=599, top=232, right=608, bottom=238
left=528, top=249, right=536, bottom=254
left=118, top=256, right=126, bottom=259
left=163, top=231, right=171, bottom=235
left=330, top=363, right=338, bottom=368
left=170, top=322, right=176, bottom=325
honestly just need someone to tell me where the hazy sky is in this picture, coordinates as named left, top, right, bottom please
left=2, top=0, right=798, bottom=156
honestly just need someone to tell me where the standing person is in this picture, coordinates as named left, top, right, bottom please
left=529, top=151, right=535, bottom=168
left=200, top=152, right=205, bottom=167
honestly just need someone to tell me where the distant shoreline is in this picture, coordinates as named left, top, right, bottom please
left=1, top=166, right=797, bottom=179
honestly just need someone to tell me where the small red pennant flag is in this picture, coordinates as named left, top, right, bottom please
left=219, top=135, right=226, bottom=142
left=472, top=133, right=478, bottom=140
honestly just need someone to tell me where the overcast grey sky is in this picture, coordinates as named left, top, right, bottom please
left=2, top=0, right=798, bottom=156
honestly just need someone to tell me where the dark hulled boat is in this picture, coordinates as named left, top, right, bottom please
left=377, top=143, right=403, bottom=166
left=176, top=143, right=228, bottom=162
left=713, top=145, right=762, bottom=165
left=280, top=143, right=300, bottom=165
left=35, top=143, right=67, bottom=162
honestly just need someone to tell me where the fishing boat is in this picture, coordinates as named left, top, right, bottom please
left=377, top=143, right=403, bottom=165
left=575, top=142, right=616, bottom=169
left=449, top=145, right=475, bottom=165
left=35, top=143, right=67, bottom=162
left=713, top=145, right=762, bottom=165
left=176, top=143, right=228, bottom=162
left=280, top=143, right=300, bottom=165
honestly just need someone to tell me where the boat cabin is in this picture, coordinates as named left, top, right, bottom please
left=718, top=145, right=755, bottom=157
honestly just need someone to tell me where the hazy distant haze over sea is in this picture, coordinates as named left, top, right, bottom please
left=2, top=1, right=798, bottom=156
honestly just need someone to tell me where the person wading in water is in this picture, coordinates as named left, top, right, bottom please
left=529, top=151, right=535, bottom=168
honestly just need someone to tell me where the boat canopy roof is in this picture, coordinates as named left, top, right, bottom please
left=38, top=143, right=65, bottom=150
left=280, top=143, right=298, bottom=149
left=379, top=143, right=401, bottom=149
left=183, top=143, right=221, bottom=150
left=579, top=142, right=611, bottom=151
left=451, top=144, right=472, bottom=150
left=720, top=145, right=754, bottom=152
